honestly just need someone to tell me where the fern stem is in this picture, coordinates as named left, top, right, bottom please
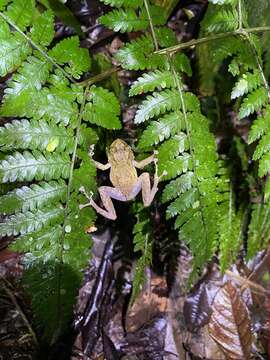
left=237, top=0, right=243, bottom=31
left=0, top=12, right=76, bottom=84
left=143, top=0, right=159, bottom=51
left=77, top=66, right=120, bottom=86
left=155, top=26, right=270, bottom=55
left=55, top=86, right=89, bottom=330
left=244, top=32, right=270, bottom=101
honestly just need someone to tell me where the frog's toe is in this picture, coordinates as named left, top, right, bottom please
left=79, top=186, right=85, bottom=193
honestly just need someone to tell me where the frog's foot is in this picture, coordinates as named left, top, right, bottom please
left=79, top=186, right=94, bottom=210
left=88, top=144, right=95, bottom=158
left=159, top=170, right=168, bottom=181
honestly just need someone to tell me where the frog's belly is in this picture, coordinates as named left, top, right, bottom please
left=110, top=168, right=137, bottom=198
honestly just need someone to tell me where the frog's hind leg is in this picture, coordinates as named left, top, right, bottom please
left=130, top=163, right=167, bottom=207
left=80, top=186, right=126, bottom=220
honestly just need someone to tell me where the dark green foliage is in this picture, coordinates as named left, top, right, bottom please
left=201, top=0, right=270, bottom=258
left=0, top=0, right=120, bottom=342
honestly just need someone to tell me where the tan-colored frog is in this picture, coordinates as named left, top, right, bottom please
left=79, top=139, right=166, bottom=220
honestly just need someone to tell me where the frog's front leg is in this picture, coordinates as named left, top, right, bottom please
left=80, top=186, right=126, bottom=220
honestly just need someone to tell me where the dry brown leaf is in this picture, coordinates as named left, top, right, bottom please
left=208, top=281, right=252, bottom=360
left=126, top=275, right=168, bottom=332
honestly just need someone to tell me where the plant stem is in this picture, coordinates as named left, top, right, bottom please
left=77, top=66, right=120, bottom=86
left=238, top=0, right=243, bottom=31
left=155, top=26, right=270, bottom=55
left=143, top=0, right=159, bottom=51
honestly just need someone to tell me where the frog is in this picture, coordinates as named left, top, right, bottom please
left=79, top=139, right=167, bottom=220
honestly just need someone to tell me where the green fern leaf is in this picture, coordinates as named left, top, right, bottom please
left=157, top=135, right=191, bottom=180
left=162, top=172, right=195, bottom=202
left=0, top=0, right=10, bottom=10
left=100, top=6, right=166, bottom=33
left=258, top=153, right=270, bottom=177
left=27, top=86, right=78, bottom=125
left=0, top=206, right=64, bottom=236
left=0, top=151, right=70, bottom=183
left=99, top=0, right=143, bottom=7
left=0, top=181, right=67, bottom=215
left=22, top=261, right=81, bottom=339
left=253, top=133, right=270, bottom=160
left=11, top=225, right=62, bottom=259
left=231, top=70, right=262, bottom=99
left=115, top=34, right=164, bottom=70
left=49, top=37, right=91, bottom=79
left=30, top=9, right=55, bottom=48
left=1, top=57, right=51, bottom=115
left=0, top=119, right=74, bottom=153
left=248, top=106, right=270, bottom=143
left=137, top=111, right=185, bottom=149
left=5, top=0, right=35, bottom=30
left=247, top=202, right=270, bottom=258
left=83, top=85, right=121, bottom=129
left=0, top=28, right=31, bottom=77
left=134, top=90, right=200, bottom=124
left=239, top=87, right=269, bottom=119
left=129, top=70, right=176, bottom=96
left=203, top=9, right=238, bottom=33
left=166, top=188, right=198, bottom=219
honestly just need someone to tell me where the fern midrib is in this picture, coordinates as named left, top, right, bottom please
left=171, top=63, right=209, bottom=244
left=55, top=85, right=89, bottom=331
left=2, top=159, right=70, bottom=171
left=17, top=184, right=66, bottom=203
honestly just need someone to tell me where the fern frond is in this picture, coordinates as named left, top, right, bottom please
left=0, top=206, right=64, bottom=236
left=83, top=85, right=121, bottom=129
left=0, top=151, right=70, bottom=183
left=100, top=6, right=166, bottom=33
left=247, top=202, right=270, bottom=258
left=137, top=111, right=185, bottom=149
left=203, top=8, right=238, bottom=33
left=162, top=172, right=195, bottom=202
left=0, top=28, right=31, bottom=77
left=0, top=1, right=106, bottom=342
left=129, top=70, right=176, bottom=96
left=248, top=106, right=270, bottom=144
left=0, top=181, right=67, bottom=215
left=239, top=87, right=269, bottom=119
left=49, top=37, right=91, bottom=79
left=231, top=70, right=262, bottom=99
left=134, top=90, right=200, bottom=123
left=5, top=0, right=35, bottom=30
left=115, top=34, right=164, bottom=70
left=22, top=261, right=81, bottom=339
left=0, top=119, right=74, bottom=153
left=30, top=9, right=55, bottom=48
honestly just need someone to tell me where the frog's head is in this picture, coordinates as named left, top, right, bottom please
left=108, top=139, right=133, bottom=163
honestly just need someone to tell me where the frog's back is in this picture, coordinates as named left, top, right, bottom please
left=110, top=163, right=137, bottom=197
